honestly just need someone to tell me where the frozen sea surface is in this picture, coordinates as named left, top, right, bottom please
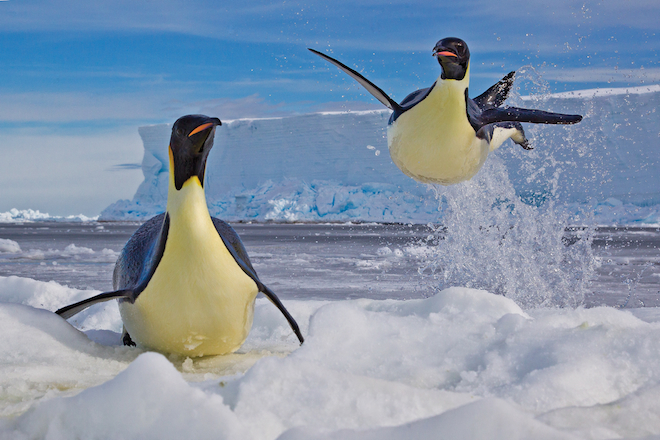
left=0, top=222, right=658, bottom=307
left=0, top=222, right=659, bottom=439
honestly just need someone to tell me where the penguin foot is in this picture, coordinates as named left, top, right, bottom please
left=509, top=121, right=533, bottom=150
left=122, top=331, right=136, bottom=347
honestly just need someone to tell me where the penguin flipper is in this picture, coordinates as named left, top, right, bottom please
left=480, top=107, right=583, bottom=126
left=260, top=284, right=305, bottom=345
left=211, top=217, right=259, bottom=279
left=308, top=48, right=401, bottom=112
left=113, top=213, right=168, bottom=294
left=473, top=71, right=516, bottom=110
left=211, top=217, right=304, bottom=345
left=56, top=289, right=133, bottom=320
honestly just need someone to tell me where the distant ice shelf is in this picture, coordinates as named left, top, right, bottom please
left=99, top=85, right=660, bottom=224
left=0, top=208, right=98, bottom=223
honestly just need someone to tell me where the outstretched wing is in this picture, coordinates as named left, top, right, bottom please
left=56, top=290, right=132, bottom=320
left=480, top=107, right=583, bottom=126
left=474, top=71, right=516, bottom=110
left=467, top=89, right=582, bottom=132
left=470, top=71, right=582, bottom=127
left=212, top=217, right=304, bottom=345
left=56, top=213, right=169, bottom=320
left=308, top=48, right=401, bottom=112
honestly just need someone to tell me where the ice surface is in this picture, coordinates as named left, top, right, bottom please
left=1, top=276, right=660, bottom=439
left=100, top=85, right=660, bottom=225
left=0, top=239, right=20, bottom=254
left=0, top=208, right=97, bottom=223
left=280, top=399, right=581, bottom=440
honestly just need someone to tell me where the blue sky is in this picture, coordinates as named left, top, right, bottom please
left=0, top=0, right=658, bottom=215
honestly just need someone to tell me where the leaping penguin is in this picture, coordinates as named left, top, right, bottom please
left=56, top=115, right=304, bottom=356
left=309, top=37, right=583, bottom=185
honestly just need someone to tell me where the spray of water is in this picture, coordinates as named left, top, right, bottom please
left=416, top=68, right=598, bottom=309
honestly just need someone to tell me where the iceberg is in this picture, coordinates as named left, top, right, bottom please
left=101, top=85, right=660, bottom=224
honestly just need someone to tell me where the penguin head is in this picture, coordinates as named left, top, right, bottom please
left=432, top=37, right=470, bottom=81
left=169, top=114, right=222, bottom=190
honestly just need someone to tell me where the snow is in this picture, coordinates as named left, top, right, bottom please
left=0, top=208, right=97, bottom=223
left=1, top=276, right=660, bottom=439
left=15, top=245, right=116, bottom=263
left=0, top=239, right=20, bottom=254
left=99, top=84, right=660, bottom=225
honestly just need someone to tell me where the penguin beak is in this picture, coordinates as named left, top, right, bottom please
left=189, top=122, right=214, bottom=137
left=189, top=118, right=222, bottom=137
left=432, top=41, right=458, bottom=59
left=433, top=50, right=457, bottom=58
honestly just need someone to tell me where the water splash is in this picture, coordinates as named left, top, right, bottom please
left=415, top=72, right=599, bottom=308
left=507, top=64, right=552, bottom=106
left=423, top=157, right=597, bottom=308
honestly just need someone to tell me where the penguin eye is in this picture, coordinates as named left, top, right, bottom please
left=176, top=128, right=183, bottom=137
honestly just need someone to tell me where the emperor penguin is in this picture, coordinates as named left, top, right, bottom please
left=309, top=37, right=583, bottom=185
left=56, top=115, right=304, bottom=356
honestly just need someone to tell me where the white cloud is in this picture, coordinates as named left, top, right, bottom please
left=0, top=0, right=657, bottom=51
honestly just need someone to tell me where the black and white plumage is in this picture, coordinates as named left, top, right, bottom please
left=309, top=37, right=582, bottom=185
left=56, top=115, right=303, bottom=356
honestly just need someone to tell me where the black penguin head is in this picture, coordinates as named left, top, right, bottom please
left=432, top=37, right=470, bottom=81
left=169, top=114, right=222, bottom=190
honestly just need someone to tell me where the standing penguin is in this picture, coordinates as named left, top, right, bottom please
left=56, top=115, right=304, bottom=356
left=309, top=37, right=582, bottom=185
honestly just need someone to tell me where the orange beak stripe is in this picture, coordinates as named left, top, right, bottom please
left=435, top=51, right=458, bottom=58
left=188, top=122, right=215, bottom=137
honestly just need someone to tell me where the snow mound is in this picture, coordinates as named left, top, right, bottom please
left=0, top=239, right=21, bottom=254
left=1, top=277, right=660, bottom=439
left=0, top=302, right=137, bottom=418
left=280, top=398, right=579, bottom=440
left=11, top=353, right=244, bottom=439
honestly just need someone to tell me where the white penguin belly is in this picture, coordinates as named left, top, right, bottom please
left=387, top=77, right=489, bottom=185
left=119, top=182, right=258, bottom=357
